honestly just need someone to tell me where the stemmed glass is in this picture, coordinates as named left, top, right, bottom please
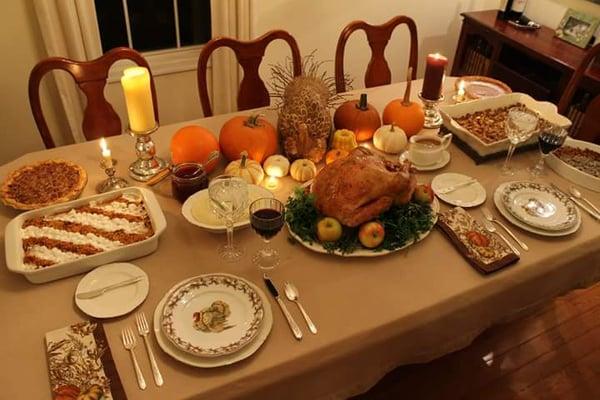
left=208, top=175, right=249, bottom=263
left=502, top=108, right=539, bottom=176
left=529, top=124, right=568, bottom=177
left=249, top=198, right=285, bottom=270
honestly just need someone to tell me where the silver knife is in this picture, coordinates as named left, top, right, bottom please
left=76, top=276, right=145, bottom=299
left=550, top=183, right=600, bottom=221
left=263, top=274, right=303, bottom=340
left=436, top=179, right=477, bottom=195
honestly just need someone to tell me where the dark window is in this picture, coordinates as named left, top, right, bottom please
left=95, top=0, right=129, bottom=53
left=127, top=0, right=177, bottom=51
left=178, top=0, right=212, bottom=47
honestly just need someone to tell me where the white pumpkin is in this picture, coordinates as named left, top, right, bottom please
left=263, top=155, right=290, bottom=177
left=373, top=124, right=408, bottom=154
left=225, top=152, right=264, bottom=184
left=290, top=159, right=317, bottom=182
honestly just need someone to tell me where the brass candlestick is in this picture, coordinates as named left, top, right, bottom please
left=97, top=160, right=129, bottom=193
left=127, top=124, right=168, bottom=182
left=419, top=93, right=445, bottom=129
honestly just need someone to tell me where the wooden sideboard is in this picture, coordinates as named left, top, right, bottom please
left=452, top=10, right=600, bottom=135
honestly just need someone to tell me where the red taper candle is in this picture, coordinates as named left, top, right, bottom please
left=422, top=53, right=448, bottom=100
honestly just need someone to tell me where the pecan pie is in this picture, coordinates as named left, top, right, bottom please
left=0, top=160, right=87, bottom=210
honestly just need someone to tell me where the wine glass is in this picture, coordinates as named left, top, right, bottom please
left=529, top=124, right=568, bottom=177
left=249, top=198, right=285, bottom=270
left=501, top=108, right=539, bottom=176
left=208, top=175, right=249, bottom=263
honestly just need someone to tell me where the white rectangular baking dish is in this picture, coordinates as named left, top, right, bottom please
left=546, top=137, right=600, bottom=192
left=4, top=187, right=166, bottom=283
left=440, top=93, right=572, bottom=156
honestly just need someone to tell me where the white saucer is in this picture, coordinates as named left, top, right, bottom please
left=153, top=274, right=273, bottom=368
left=399, top=150, right=450, bottom=171
left=493, top=182, right=581, bottom=237
left=75, top=263, right=149, bottom=318
left=181, top=184, right=273, bottom=233
left=431, top=173, right=486, bottom=207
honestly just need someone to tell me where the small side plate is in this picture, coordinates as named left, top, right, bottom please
left=399, top=150, right=450, bottom=171
left=432, top=173, right=486, bottom=208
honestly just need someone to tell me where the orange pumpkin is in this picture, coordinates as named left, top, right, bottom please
left=219, top=114, right=278, bottom=163
left=170, top=125, right=220, bottom=173
left=325, top=149, right=350, bottom=164
left=382, top=67, right=424, bottom=137
left=333, top=93, right=381, bottom=141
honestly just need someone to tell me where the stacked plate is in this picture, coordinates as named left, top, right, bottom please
left=153, top=273, right=272, bottom=367
left=494, top=181, right=581, bottom=236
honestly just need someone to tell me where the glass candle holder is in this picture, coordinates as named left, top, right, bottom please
left=127, top=124, right=168, bottom=182
left=419, top=93, right=445, bottom=129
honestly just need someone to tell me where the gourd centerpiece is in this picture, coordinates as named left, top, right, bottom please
left=333, top=93, right=381, bottom=141
left=382, top=67, right=424, bottom=137
left=219, top=114, right=277, bottom=163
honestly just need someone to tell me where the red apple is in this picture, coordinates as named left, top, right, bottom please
left=358, top=221, right=385, bottom=248
left=413, top=184, right=434, bottom=204
left=317, top=217, right=343, bottom=242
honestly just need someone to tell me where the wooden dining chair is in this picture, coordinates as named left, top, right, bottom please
left=335, top=15, right=418, bottom=93
left=29, top=47, right=159, bottom=149
left=197, top=30, right=302, bottom=117
left=558, top=43, right=600, bottom=143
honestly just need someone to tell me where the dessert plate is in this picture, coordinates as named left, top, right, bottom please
left=161, top=274, right=264, bottom=357
left=154, top=274, right=273, bottom=368
left=181, top=184, right=273, bottom=233
left=501, top=182, right=578, bottom=231
left=75, top=263, right=149, bottom=318
left=494, top=183, right=581, bottom=237
left=431, top=173, right=486, bottom=207
left=399, top=150, right=450, bottom=171
left=457, top=76, right=512, bottom=100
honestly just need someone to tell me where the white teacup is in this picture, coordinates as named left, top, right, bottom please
left=408, top=133, right=452, bottom=166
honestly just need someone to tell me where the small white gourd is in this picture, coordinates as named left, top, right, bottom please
left=373, top=124, right=408, bottom=154
left=263, top=155, right=290, bottom=177
left=224, top=151, right=264, bottom=184
left=290, top=159, right=317, bottom=182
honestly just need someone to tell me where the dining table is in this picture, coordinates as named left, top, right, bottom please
left=1, top=77, right=600, bottom=400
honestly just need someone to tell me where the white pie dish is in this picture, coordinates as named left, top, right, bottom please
left=545, top=137, right=600, bottom=192
left=440, top=93, right=572, bottom=156
left=4, top=187, right=166, bottom=284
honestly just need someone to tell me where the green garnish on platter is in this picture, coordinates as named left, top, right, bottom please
left=285, top=187, right=435, bottom=254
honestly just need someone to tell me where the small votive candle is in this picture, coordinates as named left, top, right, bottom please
left=265, top=176, right=279, bottom=190
left=422, top=53, right=448, bottom=100
left=454, top=80, right=466, bottom=102
left=99, top=138, right=113, bottom=168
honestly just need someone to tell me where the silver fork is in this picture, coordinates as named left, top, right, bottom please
left=121, top=327, right=146, bottom=390
left=482, top=207, right=528, bottom=251
left=482, top=219, right=520, bottom=257
left=136, top=312, right=164, bottom=386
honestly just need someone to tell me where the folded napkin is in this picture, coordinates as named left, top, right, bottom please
left=46, top=321, right=126, bottom=400
left=437, top=207, right=519, bottom=274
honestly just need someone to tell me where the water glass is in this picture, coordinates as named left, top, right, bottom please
left=501, top=108, right=539, bottom=176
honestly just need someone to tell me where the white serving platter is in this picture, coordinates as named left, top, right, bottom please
left=4, top=187, right=166, bottom=284
left=546, top=137, right=600, bottom=192
left=440, top=93, right=572, bottom=156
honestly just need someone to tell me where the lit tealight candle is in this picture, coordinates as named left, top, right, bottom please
left=454, top=80, right=466, bottom=102
left=99, top=138, right=113, bottom=168
left=121, top=67, right=156, bottom=133
left=265, top=176, right=279, bottom=190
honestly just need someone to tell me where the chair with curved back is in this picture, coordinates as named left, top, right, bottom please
left=558, top=43, right=600, bottom=143
left=197, top=30, right=302, bottom=117
left=29, top=47, right=159, bottom=149
left=335, top=15, right=418, bottom=93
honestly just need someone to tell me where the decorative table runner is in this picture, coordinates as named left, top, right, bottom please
left=46, top=321, right=126, bottom=400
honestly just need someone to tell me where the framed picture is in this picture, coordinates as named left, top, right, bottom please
left=555, top=9, right=600, bottom=48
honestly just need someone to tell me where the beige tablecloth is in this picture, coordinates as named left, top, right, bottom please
left=1, top=79, right=599, bottom=400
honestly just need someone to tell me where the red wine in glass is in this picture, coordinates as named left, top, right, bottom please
left=250, top=208, right=284, bottom=239
left=249, top=198, right=285, bottom=270
left=538, top=131, right=566, bottom=154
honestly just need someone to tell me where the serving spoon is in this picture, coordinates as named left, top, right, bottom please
left=284, top=282, right=317, bottom=334
left=569, top=187, right=600, bottom=216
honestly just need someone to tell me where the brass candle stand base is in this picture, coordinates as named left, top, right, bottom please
left=127, top=124, right=168, bottom=182
left=97, top=160, right=129, bottom=193
left=419, top=93, right=445, bottom=129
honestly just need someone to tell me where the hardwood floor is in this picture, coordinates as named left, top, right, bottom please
left=353, top=282, right=600, bottom=400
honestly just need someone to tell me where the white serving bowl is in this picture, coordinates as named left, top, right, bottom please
left=546, top=137, right=600, bottom=192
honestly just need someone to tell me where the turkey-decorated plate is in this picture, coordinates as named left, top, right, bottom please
left=285, top=188, right=439, bottom=257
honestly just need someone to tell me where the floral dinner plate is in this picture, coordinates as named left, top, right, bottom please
left=161, top=274, right=264, bottom=357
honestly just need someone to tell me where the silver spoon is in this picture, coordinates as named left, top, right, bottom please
left=569, top=186, right=600, bottom=215
left=482, top=207, right=528, bottom=251
left=284, top=282, right=317, bottom=334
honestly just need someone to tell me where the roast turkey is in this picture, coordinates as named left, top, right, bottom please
left=313, top=147, right=417, bottom=227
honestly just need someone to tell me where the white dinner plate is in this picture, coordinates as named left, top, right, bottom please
left=399, top=150, right=450, bottom=171
left=153, top=274, right=273, bottom=368
left=181, top=184, right=273, bottom=233
left=160, top=274, right=264, bottom=357
left=501, top=181, right=578, bottom=231
left=431, top=173, right=486, bottom=207
left=75, top=263, right=149, bottom=318
left=494, top=182, right=581, bottom=237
